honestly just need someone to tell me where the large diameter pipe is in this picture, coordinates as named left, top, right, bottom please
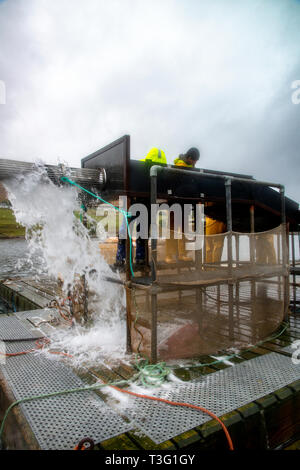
left=0, top=158, right=101, bottom=188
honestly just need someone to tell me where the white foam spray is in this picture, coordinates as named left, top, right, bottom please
left=4, top=165, right=127, bottom=368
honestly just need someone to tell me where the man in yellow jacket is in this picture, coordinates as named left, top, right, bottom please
left=205, top=215, right=226, bottom=263
left=173, top=147, right=200, bottom=168
left=165, top=148, right=200, bottom=262
left=165, top=147, right=226, bottom=264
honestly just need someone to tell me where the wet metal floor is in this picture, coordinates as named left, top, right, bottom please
left=1, top=312, right=300, bottom=447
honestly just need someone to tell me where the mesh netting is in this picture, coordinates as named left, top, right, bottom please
left=151, top=224, right=287, bottom=283
left=130, top=225, right=289, bottom=361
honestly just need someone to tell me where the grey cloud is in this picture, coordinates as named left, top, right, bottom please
left=0, top=0, right=299, bottom=203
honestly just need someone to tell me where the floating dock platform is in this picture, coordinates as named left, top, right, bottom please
left=0, top=276, right=300, bottom=450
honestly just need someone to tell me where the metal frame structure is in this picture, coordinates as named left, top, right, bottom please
left=127, top=165, right=289, bottom=363
left=0, top=137, right=297, bottom=364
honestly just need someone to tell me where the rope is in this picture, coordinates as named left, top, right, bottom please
left=134, top=356, right=171, bottom=388
left=60, top=176, right=135, bottom=277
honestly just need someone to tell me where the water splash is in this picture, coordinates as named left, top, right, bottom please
left=4, top=165, right=127, bottom=366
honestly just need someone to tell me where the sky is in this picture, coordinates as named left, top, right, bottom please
left=0, top=0, right=299, bottom=202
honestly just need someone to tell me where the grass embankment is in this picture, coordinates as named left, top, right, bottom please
left=0, top=208, right=25, bottom=239
left=0, top=207, right=120, bottom=239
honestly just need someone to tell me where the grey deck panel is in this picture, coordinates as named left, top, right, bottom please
left=0, top=314, right=43, bottom=340
left=120, top=352, right=300, bottom=444
left=0, top=315, right=133, bottom=450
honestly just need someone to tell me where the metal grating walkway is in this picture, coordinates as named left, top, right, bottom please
left=0, top=315, right=132, bottom=450
left=15, top=308, right=56, bottom=322
left=120, top=352, right=300, bottom=443
left=1, top=313, right=300, bottom=447
left=0, top=314, right=42, bottom=340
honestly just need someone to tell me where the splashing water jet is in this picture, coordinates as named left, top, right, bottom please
left=4, top=165, right=127, bottom=367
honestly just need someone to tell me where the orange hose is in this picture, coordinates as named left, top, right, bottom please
left=74, top=438, right=95, bottom=450
left=0, top=348, right=36, bottom=357
left=110, top=385, right=234, bottom=451
left=60, top=297, right=72, bottom=307
left=0, top=337, right=72, bottom=358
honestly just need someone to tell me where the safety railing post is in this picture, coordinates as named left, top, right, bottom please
left=235, top=233, right=240, bottom=322
left=126, top=196, right=132, bottom=354
left=150, top=170, right=158, bottom=363
left=225, top=178, right=234, bottom=340
left=195, top=203, right=204, bottom=329
left=280, top=186, right=289, bottom=322
left=291, top=231, right=296, bottom=314
left=249, top=205, right=256, bottom=341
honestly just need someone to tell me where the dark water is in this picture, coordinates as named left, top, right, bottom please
left=0, top=238, right=44, bottom=313
left=0, top=297, right=10, bottom=314
left=0, top=238, right=43, bottom=279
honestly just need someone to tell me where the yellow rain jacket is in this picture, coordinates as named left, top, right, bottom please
left=173, top=157, right=226, bottom=262
left=205, top=217, right=226, bottom=263
left=173, top=157, right=193, bottom=168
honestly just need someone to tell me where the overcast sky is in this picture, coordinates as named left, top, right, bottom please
left=0, top=0, right=299, bottom=202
